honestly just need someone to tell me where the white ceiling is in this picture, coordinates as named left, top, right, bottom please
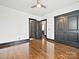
left=0, top=0, right=79, bottom=16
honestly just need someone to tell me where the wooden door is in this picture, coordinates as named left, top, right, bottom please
left=36, top=21, right=42, bottom=39
left=29, top=18, right=42, bottom=39
left=78, top=16, right=79, bottom=42
left=55, top=17, right=65, bottom=41
left=29, top=19, right=37, bottom=38
left=55, top=10, right=79, bottom=48
left=67, top=15, right=78, bottom=42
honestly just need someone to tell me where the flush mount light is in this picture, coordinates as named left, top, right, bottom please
left=37, top=4, right=41, bottom=8
left=31, top=0, right=46, bottom=8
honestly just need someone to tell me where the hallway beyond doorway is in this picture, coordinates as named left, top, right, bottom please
left=29, top=18, right=47, bottom=39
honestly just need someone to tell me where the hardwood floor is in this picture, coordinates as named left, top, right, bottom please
left=0, top=39, right=79, bottom=59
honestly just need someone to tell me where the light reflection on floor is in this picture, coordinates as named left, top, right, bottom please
left=0, top=39, right=79, bottom=59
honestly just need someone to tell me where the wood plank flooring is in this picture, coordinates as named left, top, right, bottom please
left=0, top=39, right=79, bottom=59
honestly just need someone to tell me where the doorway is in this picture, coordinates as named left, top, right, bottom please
left=29, top=18, right=47, bottom=39
left=41, top=19, right=47, bottom=39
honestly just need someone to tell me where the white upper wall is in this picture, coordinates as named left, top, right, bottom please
left=41, top=3, right=79, bottom=39
left=0, top=5, right=40, bottom=43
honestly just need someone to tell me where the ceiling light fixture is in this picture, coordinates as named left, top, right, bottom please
left=37, top=4, right=41, bottom=8
left=31, top=0, right=46, bottom=8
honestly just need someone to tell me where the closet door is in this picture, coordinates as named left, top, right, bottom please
left=55, top=17, right=64, bottom=41
left=55, top=10, right=79, bottom=48
left=68, top=16, right=78, bottom=30
left=78, top=16, right=79, bottom=42
left=67, top=16, right=78, bottom=42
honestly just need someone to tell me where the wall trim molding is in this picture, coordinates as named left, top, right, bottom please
left=0, top=39, right=29, bottom=49
left=46, top=38, right=54, bottom=42
left=47, top=38, right=79, bottom=48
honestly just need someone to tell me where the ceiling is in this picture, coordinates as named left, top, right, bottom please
left=0, top=0, right=79, bottom=16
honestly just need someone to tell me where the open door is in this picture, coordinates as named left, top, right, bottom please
left=29, top=18, right=36, bottom=38
left=41, top=19, right=47, bottom=38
